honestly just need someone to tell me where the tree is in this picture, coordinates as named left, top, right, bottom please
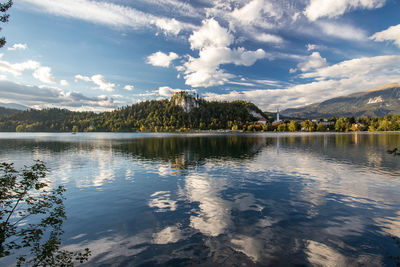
left=277, top=123, right=287, bottom=132
left=0, top=0, right=12, bottom=48
left=288, top=121, right=299, bottom=132
left=0, top=161, right=90, bottom=266
left=335, top=118, right=350, bottom=132
left=317, top=122, right=327, bottom=132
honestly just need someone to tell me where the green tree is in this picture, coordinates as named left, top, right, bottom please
left=335, top=118, right=350, bottom=132
left=288, top=121, right=299, bottom=132
left=317, top=122, right=327, bottom=132
left=0, top=161, right=90, bottom=266
left=0, top=0, right=12, bottom=48
left=277, top=123, right=287, bottom=132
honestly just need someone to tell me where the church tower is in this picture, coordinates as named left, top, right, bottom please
left=277, top=108, right=280, bottom=122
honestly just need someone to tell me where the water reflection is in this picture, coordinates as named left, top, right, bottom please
left=0, top=133, right=399, bottom=266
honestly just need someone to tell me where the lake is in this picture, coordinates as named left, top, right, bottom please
left=1, top=132, right=400, bottom=266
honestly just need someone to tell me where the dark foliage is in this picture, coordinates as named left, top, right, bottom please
left=0, top=0, right=12, bottom=48
left=0, top=161, right=90, bottom=266
left=0, top=99, right=266, bottom=132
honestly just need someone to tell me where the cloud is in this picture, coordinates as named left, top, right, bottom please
left=74, top=74, right=115, bottom=91
left=0, top=56, right=57, bottom=84
left=300, top=55, right=400, bottom=79
left=124, top=85, right=134, bottom=91
left=8, top=43, right=28, bottom=51
left=33, top=66, right=56, bottom=84
left=60, top=79, right=69, bottom=86
left=152, top=18, right=192, bottom=35
left=146, top=51, right=179, bottom=67
left=74, top=74, right=91, bottom=82
left=230, top=0, right=281, bottom=27
left=188, top=18, right=233, bottom=50
left=370, top=24, right=400, bottom=48
left=158, top=86, right=182, bottom=97
left=304, top=0, right=386, bottom=21
left=317, top=21, right=366, bottom=41
left=91, top=74, right=115, bottom=92
left=20, top=0, right=194, bottom=36
left=228, top=0, right=284, bottom=30
left=0, top=80, right=117, bottom=111
left=204, top=54, right=400, bottom=111
left=307, top=44, right=317, bottom=51
left=0, top=55, right=40, bottom=76
left=252, top=33, right=284, bottom=44
left=296, top=52, right=328, bottom=73
left=180, top=18, right=266, bottom=88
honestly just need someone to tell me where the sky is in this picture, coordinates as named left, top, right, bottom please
left=0, top=0, right=399, bottom=112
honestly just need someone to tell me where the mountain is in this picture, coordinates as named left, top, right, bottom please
left=0, top=107, right=21, bottom=118
left=281, top=83, right=400, bottom=119
left=0, top=102, right=30, bottom=110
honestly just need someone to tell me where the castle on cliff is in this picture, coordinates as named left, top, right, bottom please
left=171, top=91, right=200, bottom=113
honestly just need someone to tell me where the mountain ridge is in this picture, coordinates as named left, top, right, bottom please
left=281, top=84, right=400, bottom=119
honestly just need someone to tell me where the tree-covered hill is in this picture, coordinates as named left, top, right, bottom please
left=0, top=106, right=20, bottom=118
left=0, top=98, right=267, bottom=132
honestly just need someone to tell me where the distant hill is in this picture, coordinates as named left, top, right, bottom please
left=281, top=83, right=400, bottom=119
left=0, top=107, right=21, bottom=118
left=0, top=102, right=30, bottom=110
left=0, top=95, right=267, bottom=132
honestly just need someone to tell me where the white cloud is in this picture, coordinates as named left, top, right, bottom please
left=146, top=51, right=179, bottom=67
left=74, top=74, right=91, bottom=82
left=317, top=21, right=366, bottom=41
left=231, top=0, right=264, bottom=25
left=91, top=74, right=115, bottom=92
left=158, top=86, right=181, bottom=97
left=304, top=0, right=385, bottom=21
left=20, top=0, right=194, bottom=36
left=252, top=33, right=283, bottom=44
left=180, top=19, right=266, bottom=88
left=8, top=43, right=28, bottom=51
left=60, top=79, right=69, bottom=86
left=296, top=52, right=328, bottom=73
left=228, top=0, right=283, bottom=30
left=188, top=18, right=233, bottom=50
left=370, top=24, right=400, bottom=48
left=204, top=54, right=400, bottom=111
left=301, top=55, right=400, bottom=79
left=33, top=66, right=56, bottom=84
left=75, top=74, right=116, bottom=92
left=0, top=58, right=40, bottom=76
left=307, top=44, right=317, bottom=51
left=152, top=18, right=192, bottom=35
left=0, top=56, right=56, bottom=84
left=124, top=85, right=134, bottom=91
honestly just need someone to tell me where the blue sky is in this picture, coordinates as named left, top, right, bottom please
left=0, top=0, right=399, bottom=111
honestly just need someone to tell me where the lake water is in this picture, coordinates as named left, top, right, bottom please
left=1, top=132, right=400, bottom=266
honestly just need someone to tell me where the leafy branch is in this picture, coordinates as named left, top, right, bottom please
left=0, top=161, right=90, bottom=266
left=0, top=0, right=12, bottom=48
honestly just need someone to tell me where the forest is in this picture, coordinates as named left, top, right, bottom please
left=0, top=98, right=399, bottom=133
left=0, top=99, right=266, bottom=132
